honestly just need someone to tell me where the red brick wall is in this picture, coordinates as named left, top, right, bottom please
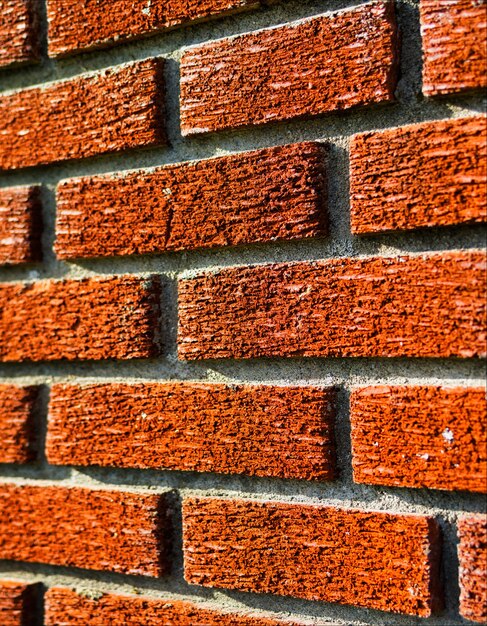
left=0, top=0, right=485, bottom=624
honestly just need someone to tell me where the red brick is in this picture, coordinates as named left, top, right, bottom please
left=0, top=186, right=42, bottom=265
left=177, top=251, right=486, bottom=360
left=0, top=0, right=40, bottom=69
left=420, top=0, right=487, bottom=96
left=0, top=580, right=39, bottom=626
left=0, top=276, right=161, bottom=362
left=350, top=116, right=487, bottom=234
left=44, top=587, right=303, bottom=625
left=47, top=0, right=263, bottom=57
left=54, top=143, right=327, bottom=260
left=0, top=484, right=169, bottom=576
left=0, top=59, right=165, bottom=171
left=458, top=515, right=487, bottom=623
left=350, top=386, right=487, bottom=493
left=180, top=1, right=398, bottom=135
left=47, top=383, right=335, bottom=481
left=0, top=385, right=39, bottom=464
left=183, top=498, right=442, bottom=616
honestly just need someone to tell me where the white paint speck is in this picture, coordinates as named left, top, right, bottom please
left=442, top=428, right=454, bottom=443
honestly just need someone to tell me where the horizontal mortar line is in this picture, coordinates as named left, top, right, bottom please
left=0, top=226, right=486, bottom=285
left=0, top=356, right=485, bottom=383
left=0, top=0, right=375, bottom=93
left=0, top=97, right=485, bottom=187
left=0, top=466, right=485, bottom=516
left=0, top=561, right=446, bottom=626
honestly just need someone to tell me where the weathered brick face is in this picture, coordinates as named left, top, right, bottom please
left=0, top=0, right=485, bottom=623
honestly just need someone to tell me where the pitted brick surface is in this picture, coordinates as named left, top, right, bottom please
left=47, top=382, right=335, bottom=481
left=183, top=498, right=442, bottom=616
left=178, top=251, right=486, bottom=360
left=55, top=143, right=327, bottom=259
left=180, top=1, right=398, bottom=134
left=350, top=386, right=487, bottom=493
left=0, top=385, right=39, bottom=464
left=0, top=580, right=39, bottom=626
left=0, top=186, right=42, bottom=265
left=47, top=0, right=263, bottom=57
left=0, top=485, right=169, bottom=576
left=0, top=59, right=166, bottom=170
left=44, top=587, right=304, bottom=625
left=0, top=276, right=161, bottom=362
left=420, top=0, right=487, bottom=96
left=458, top=515, right=487, bottom=623
left=0, top=0, right=40, bottom=69
left=350, top=116, right=487, bottom=233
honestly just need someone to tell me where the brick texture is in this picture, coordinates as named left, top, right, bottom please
left=350, top=116, right=487, bottom=234
left=178, top=251, right=486, bottom=360
left=0, top=485, right=169, bottom=576
left=0, top=276, right=161, bottom=362
left=0, top=580, right=39, bottom=626
left=350, top=386, right=487, bottom=493
left=54, top=143, right=327, bottom=260
left=0, top=385, right=39, bottom=464
left=0, top=0, right=40, bottom=69
left=47, top=0, right=264, bottom=57
left=458, top=515, right=487, bottom=623
left=180, top=1, right=398, bottom=135
left=44, top=587, right=303, bottom=625
left=47, top=383, right=335, bottom=480
left=420, top=0, right=487, bottom=96
left=0, top=59, right=165, bottom=171
left=183, top=498, right=442, bottom=616
left=0, top=186, right=42, bottom=265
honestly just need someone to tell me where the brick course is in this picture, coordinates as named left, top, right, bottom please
left=0, top=0, right=40, bottom=69
left=458, top=515, right=487, bottom=623
left=0, top=385, right=39, bottom=464
left=0, top=186, right=43, bottom=265
left=0, top=580, right=39, bottom=626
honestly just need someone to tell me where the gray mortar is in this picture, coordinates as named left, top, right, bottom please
left=0, top=0, right=486, bottom=624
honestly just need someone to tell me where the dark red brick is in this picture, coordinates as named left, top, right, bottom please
left=180, top=1, right=398, bottom=135
left=350, top=386, right=487, bottom=493
left=47, top=382, right=335, bottom=481
left=0, top=186, right=42, bottom=265
left=47, top=0, right=264, bottom=57
left=0, top=276, right=161, bottom=362
left=0, top=580, right=39, bottom=626
left=177, top=251, right=486, bottom=360
left=44, top=587, right=304, bottom=625
left=420, top=0, right=487, bottom=96
left=54, top=143, right=327, bottom=260
left=350, top=116, right=487, bottom=233
left=0, top=484, right=169, bottom=576
left=0, top=0, right=40, bottom=69
left=0, top=59, right=165, bottom=171
left=458, top=515, right=487, bottom=623
left=0, top=385, right=39, bottom=464
left=183, top=498, right=442, bottom=616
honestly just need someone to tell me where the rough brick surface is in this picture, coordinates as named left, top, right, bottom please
left=350, top=386, right=487, bottom=493
left=44, top=587, right=303, bottom=625
left=0, top=385, right=39, bottom=464
left=0, top=276, right=161, bottom=362
left=350, top=116, right=487, bottom=233
left=183, top=498, right=442, bottom=616
left=0, top=0, right=40, bottom=69
left=458, top=515, right=487, bottom=623
left=180, top=1, right=398, bottom=135
left=0, top=485, right=169, bottom=576
left=47, top=383, right=335, bottom=480
left=0, top=186, right=42, bottom=265
left=0, top=580, right=39, bottom=626
left=420, top=0, right=487, bottom=96
left=47, top=0, right=263, bottom=57
left=0, top=59, right=165, bottom=171
left=178, top=251, right=486, bottom=360
left=55, top=143, right=327, bottom=260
